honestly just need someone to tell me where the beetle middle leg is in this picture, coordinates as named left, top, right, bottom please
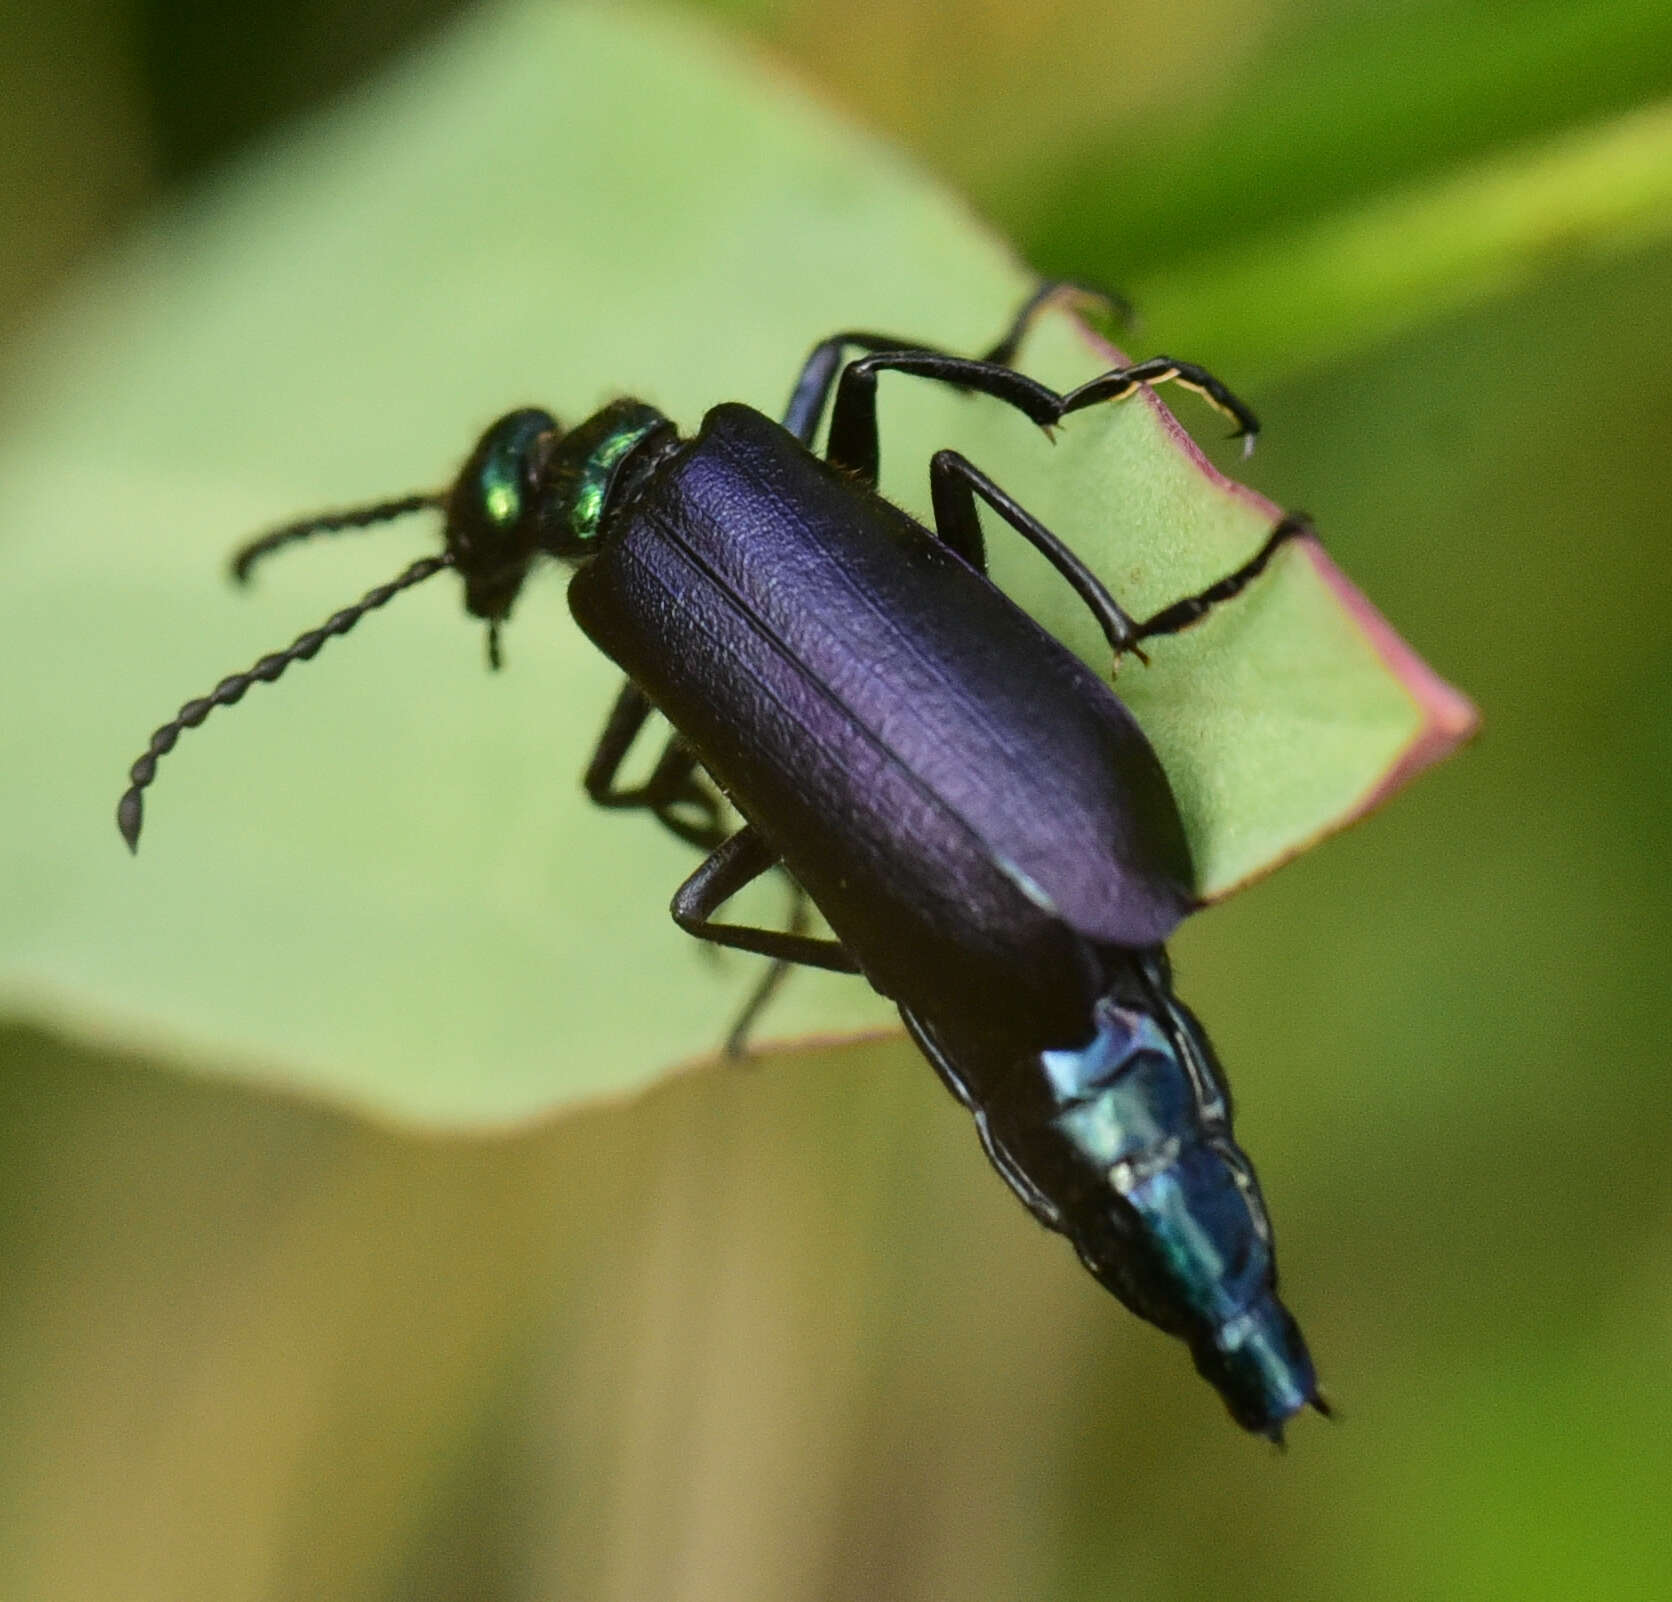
left=977, top=277, right=1132, bottom=366
left=719, top=887, right=812, bottom=1060
left=1130, top=513, right=1317, bottom=646
left=584, top=680, right=728, bottom=852
left=930, top=453, right=1316, bottom=661
left=589, top=688, right=826, bottom=1051
left=928, top=449, right=1149, bottom=661
left=674, top=827, right=859, bottom=1058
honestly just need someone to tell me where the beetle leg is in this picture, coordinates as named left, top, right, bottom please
left=828, top=356, right=1058, bottom=482
left=1131, top=513, right=1317, bottom=645
left=584, top=680, right=729, bottom=852
left=978, top=277, right=1131, bottom=366
left=825, top=351, right=1257, bottom=484
left=721, top=883, right=813, bottom=1060
left=782, top=330, right=965, bottom=445
left=900, top=1007, right=1066, bottom=1232
left=672, top=825, right=861, bottom=973
left=782, top=279, right=1129, bottom=445
left=593, top=699, right=847, bottom=1052
left=929, top=450, right=1149, bottom=662
left=1058, top=357, right=1260, bottom=455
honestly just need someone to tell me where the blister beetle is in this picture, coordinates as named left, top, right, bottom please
left=118, top=283, right=1328, bottom=1438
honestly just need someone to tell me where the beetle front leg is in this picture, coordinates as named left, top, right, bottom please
left=584, top=681, right=728, bottom=852
left=782, top=331, right=939, bottom=444
left=672, top=825, right=860, bottom=973
left=781, top=279, right=1129, bottom=445
left=826, top=352, right=1258, bottom=485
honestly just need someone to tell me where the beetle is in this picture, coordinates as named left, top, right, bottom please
left=117, top=283, right=1328, bottom=1438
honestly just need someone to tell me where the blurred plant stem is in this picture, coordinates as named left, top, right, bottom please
left=1129, top=98, right=1672, bottom=387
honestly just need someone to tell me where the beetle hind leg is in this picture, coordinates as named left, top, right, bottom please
left=673, top=827, right=860, bottom=1056
left=900, top=1008, right=1066, bottom=1232
left=721, top=883, right=813, bottom=1059
left=672, top=826, right=858, bottom=972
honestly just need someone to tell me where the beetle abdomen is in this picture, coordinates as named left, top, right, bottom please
left=907, top=955, right=1319, bottom=1437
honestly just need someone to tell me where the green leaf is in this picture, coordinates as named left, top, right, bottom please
left=0, top=0, right=1469, bottom=1126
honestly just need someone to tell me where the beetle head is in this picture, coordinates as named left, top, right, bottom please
left=443, top=407, right=560, bottom=656
left=446, top=400, right=673, bottom=655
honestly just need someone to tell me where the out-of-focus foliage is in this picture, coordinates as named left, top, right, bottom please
left=1, top=1, right=1670, bottom=1600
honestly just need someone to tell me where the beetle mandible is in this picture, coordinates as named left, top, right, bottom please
left=118, top=282, right=1328, bottom=1439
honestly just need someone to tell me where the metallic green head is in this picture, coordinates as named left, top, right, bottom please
left=442, top=399, right=670, bottom=649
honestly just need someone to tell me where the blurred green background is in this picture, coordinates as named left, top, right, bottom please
left=3, top=1, right=1672, bottom=1599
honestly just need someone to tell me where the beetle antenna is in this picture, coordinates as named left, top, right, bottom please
left=229, top=492, right=445, bottom=586
left=117, top=553, right=453, bottom=852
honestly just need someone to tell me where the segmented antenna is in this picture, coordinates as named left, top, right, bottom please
left=229, top=493, right=444, bottom=585
left=117, top=553, right=453, bottom=852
